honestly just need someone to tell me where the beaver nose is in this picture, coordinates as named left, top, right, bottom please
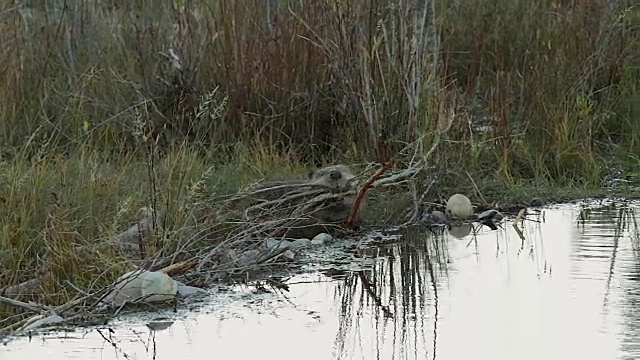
left=329, top=170, right=342, bottom=181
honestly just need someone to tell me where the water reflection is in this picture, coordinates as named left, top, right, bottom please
left=2, top=201, right=640, bottom=360
left=333, top=226, right=448, bottom=360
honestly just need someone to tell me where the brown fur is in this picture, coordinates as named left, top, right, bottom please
left=245, top=165, right=360, bottom=239
left=306, top=165, right=359, bottom=223
left=307, top=165, right=356, bottom=190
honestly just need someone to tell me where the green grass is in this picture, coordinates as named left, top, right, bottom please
left=0, top=0, right=638, bottom=326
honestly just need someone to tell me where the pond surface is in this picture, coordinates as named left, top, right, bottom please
left=2, top=200, right=640, bottom=360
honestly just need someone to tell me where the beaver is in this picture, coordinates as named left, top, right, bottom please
left=307, top=165, right=356, bottom=190
left=244, top=165, right=360, bottom=239
left=308, top=165, right=359, bottom=223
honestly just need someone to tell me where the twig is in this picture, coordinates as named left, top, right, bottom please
left=466, top=171, right=487, bottom=205
left=347, top=162, right=393, bottom=228
left=512, top=208, right=526, bottom=241
left=244, top=188, right=339, bottom=218
left=294, top=191, right=357, bottom=216
left=371, top=167, right=419, bottom=188
left=0, top=318, right=30, bottom=334
left=418, top=177, right=439, bottom=204
left=512, top=223, right=526, bottom=241
left=406, top=177, right=438, bottom=223
left=0, top=295, right=46, bottom=313
left=409, top=181, right=420, bottom=223
left=64, top=281, right=90, bottom=296
left=513, top=208, right=526, bottom=225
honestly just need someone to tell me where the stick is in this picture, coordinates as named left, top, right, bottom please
left=511, top=208, right=526, bottom=241
left=513, top=208, right=526, bottom=225
left=466, top=171, right=488, bottom=205
left=346, top=162, right=393, bottom=228
left=0, top=295, right=45, bottom=313
left=370, top=167, right=419, bottom=188
left=512, top=222, right=526, bottom=241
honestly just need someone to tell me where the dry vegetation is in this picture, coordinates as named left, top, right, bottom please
left=0, top=0, right=638, bottom=328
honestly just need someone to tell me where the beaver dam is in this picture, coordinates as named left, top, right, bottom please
left=0, top=162, right=541, bottom=337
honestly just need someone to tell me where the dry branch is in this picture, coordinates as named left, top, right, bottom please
left=347, top=162, right=393, bottom=228
left=0, top=296, right=46, bottom=313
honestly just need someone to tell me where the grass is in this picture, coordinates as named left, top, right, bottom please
left=0, top=0, right=638, bottom=326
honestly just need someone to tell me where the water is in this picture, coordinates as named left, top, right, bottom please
left=2, top=200, right=640, bottom=360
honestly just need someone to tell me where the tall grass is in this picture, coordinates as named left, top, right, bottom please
left=1, top=1, right=636, bottom=165
left=0, top=0, right=637, bottom=324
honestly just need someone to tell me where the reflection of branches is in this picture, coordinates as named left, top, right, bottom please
left=357, top=271, right=393, bottom=318
left=334, top=274, right=356, bottom=358
left=334, top=226, right=449, bottom=359
left=603, top=205, right=635, bottom=312
left=584, top=202, right=640, bottom=356
left=629, top=207, right=640, bottom=259
left=425, top=250, right=439, bottom=360
left=97, top=328, right=134, bottom=360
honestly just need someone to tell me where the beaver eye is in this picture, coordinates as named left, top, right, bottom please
left=329, top=170, right=342, bottom=181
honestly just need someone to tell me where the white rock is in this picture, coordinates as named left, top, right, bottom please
left=290, top=238, right=311, bottom=248
left=477, top=209, right=505, bottom=223
left=445, top=194, right=474, bottom=219
left=311, top=233, right=333, bottom=245
left=265, top=238, right=310, bottom=251
left=103, top=270, right=178, bottom=307
left=175, top=281, right=208, bottom=297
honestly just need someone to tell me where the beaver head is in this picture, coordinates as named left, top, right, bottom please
left=307, top=165, right=356, bottom=190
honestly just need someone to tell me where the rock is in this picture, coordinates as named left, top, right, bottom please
left=102, top=270, right=178, bottom=308
left=282, top=250, right=296, bottom=260
left=311, top=232, right=333, bottom=245
left=445, top=194, right=474, bottom=220
left=114, top=207, right=164, bottom=250
left=175, top=281, right=207, bottom=297
left=476, top=209, right=504, bottom=230
left=235, top=249, right=261, bottom=266
left=476, top=209, right=504, bottom=223
left=291, top=238, right=311, bottom=248
left=265, top=238, right=311, bottom=251
left=264, top=238, right=292, bottom=251
left=420, top=210, right=448, bottom=225
left=530, top=198, right=545, bottom=207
